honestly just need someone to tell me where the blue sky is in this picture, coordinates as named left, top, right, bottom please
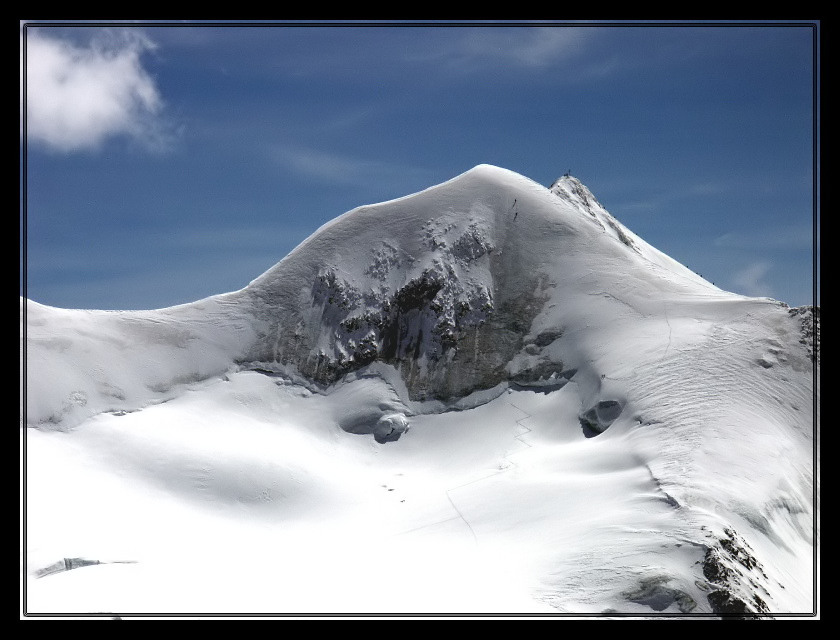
left=21, top=21, right=819, bottom=310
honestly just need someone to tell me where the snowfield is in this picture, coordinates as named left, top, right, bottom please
left=22, top=165, right=818, bottom=617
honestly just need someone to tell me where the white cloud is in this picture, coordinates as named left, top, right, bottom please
left=22, top=28, right=171, bottom=153
left=732, top=261, right=773, bottom=297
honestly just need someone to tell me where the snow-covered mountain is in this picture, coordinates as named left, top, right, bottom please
left=22, top=165, right=818, bottom=617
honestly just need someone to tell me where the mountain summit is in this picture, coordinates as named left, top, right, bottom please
left=25, top=164, right=755, bottom=429
left=239, top=165, right=720, bottom=403
left=23, top=165, right=817, bottom=616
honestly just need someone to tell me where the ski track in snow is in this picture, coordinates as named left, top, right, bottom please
left=442, top=394, right=535, bottom=547
left=445, top=488, right=479, bottom=546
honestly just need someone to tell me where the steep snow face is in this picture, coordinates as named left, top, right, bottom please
left=237, top=165, right=722, bottom=403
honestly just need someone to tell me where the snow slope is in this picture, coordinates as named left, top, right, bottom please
left=22, top=165, right=818, bottom=617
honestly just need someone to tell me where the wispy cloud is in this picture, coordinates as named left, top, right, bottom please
left=272, top=146, right=381, bottom=183
left=604, top=176, right=783, bottom=218
left=732, top=261, right=773, bottom=297
left=403, top=26, right=609, bottom=75
left=456, top=27, right=593, bottom=68
left=268, top=144, right=434, bottom=192
left=22, top=27, right=175, bottom=153
left=171, top=226, right=292, bottom=250
left=713, top=224, right=815, bottom=251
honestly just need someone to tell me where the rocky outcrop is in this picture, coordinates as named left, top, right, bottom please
left=700, top=528, right=773, bottom=617
left=789, top=305, right=819, bottom=363
left=268, top=261, right=552, bottom=402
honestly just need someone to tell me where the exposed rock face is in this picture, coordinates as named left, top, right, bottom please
left=789, top=305, right=819, bottom=363
left=701, top=528, right=772, bottom=617
left=248, top=246, right=551, bottom=402
left=621, top=575, right=697, bottom=613
left=579, top=399, right=624, bottom=437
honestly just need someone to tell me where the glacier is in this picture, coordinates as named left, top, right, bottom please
left=22, top=165, right=818, bottom=617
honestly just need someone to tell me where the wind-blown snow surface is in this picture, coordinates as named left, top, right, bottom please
left=23, top=165, right=818, bottom=617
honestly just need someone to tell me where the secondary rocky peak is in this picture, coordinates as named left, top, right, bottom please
left=549, top=173, right=603, bottom=215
